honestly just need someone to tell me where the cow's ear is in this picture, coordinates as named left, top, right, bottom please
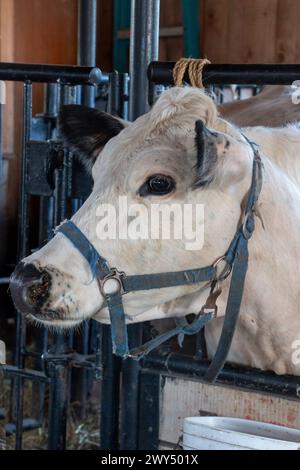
left=59, top=105, right=125, bottom=165
left=195, top=119, right=219, bottom=187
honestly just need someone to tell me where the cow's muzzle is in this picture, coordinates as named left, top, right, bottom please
left=9, top=262, right=52, bottom=316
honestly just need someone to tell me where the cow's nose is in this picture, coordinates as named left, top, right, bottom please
left=9, top=262, right=51, bottom=315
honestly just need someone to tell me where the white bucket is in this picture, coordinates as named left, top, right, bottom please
left=183, top=417, right=300, bottom=450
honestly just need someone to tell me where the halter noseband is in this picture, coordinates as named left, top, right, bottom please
left=56, top=136, right=263, bottom=382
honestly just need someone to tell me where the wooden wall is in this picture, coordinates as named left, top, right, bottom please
left=160, top=0, right=300, bottom=64
left=202, top=0, right=300, bottom=64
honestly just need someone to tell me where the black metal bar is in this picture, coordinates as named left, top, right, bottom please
left=138, top=371, right=160, bottom=450
left=118, top=0, right=161, bottom=451
left=47, top=90, right=71, bottom=449
left=141, top=353, right=300, bottom=398
left=119, top=326, right=142, bottom=450
left=13, top=82, right=32, bottom=450
left=107, top=72, right=130, bottom=119
left=100, top=326, right=121, bottom=450
left=0, top=62, right=105, bottom=85
left=78, top=0, right=97, bottom=106
left=5, top=419, right=42, bottom=435
left=148, top=61, right=300, bottom=85
left=0, top=80, right=3, bottom=179
left=2, top=366, right=50, bottom=382
left=129, top=0, right=160, bottom=120
left=47, top=358, right=69, bottom=450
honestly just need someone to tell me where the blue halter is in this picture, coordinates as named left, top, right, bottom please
left=56, top=137, right=263, bottom=382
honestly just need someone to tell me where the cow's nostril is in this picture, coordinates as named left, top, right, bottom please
left=25, top=272, right=51, bottom=306
left=9, top=262, right=51, bottom=315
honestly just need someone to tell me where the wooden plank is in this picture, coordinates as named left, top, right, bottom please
left=160, top=0, right=182, bottom=27
left=202, top=0, right=278, bottom=63
left=274, top=0, right=300, bottom=63
left=118, top=26, right=184, bottom=39
left=159, top=377, right=300, bottom=446
left=5, top=0, right=77, bottom=262
left=202, top=0, right=229, bottom=62
left=0, top=0, right=15, bottom=158
left=97, top=0, right=114, bottom=71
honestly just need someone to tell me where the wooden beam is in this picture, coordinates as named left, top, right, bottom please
left=118, top=26, right=184, bottom=39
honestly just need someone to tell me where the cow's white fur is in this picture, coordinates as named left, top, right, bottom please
left=23, top=87, right=300, bottom=374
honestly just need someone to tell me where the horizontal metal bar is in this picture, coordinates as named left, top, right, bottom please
left=0, top=62, right=108, bottom=84
left=5, top=418, right=42, bottom=435
left=148, top=61, right=300, bottom=85
left=0, top=277, right=10, bottom=284
left=141, top=353, right=300, bottom=398
left=1, top=365, right=50, bottom=383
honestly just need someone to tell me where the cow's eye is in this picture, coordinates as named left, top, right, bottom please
left=139, top=174, right=175, bottom=196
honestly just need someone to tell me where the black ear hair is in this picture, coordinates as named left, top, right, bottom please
left=59, top=105, right=124, bottom=165
left=195, top=119, right=218, bottom=187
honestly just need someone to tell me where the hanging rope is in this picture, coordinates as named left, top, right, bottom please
left=173, top=58, right=211, bottom=88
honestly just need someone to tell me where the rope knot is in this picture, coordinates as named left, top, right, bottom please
left=173, top=58, right=211, bottom=88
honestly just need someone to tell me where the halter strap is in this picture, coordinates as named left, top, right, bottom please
left=56, top=135, right=264, bottom=382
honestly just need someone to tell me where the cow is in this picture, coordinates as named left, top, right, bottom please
left=9, top=86, right=300, bottom=376
left=220, top=85, right=300, bottom=127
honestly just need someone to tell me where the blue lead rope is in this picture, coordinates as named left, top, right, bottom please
left=56, top=136, right=263, bottom=382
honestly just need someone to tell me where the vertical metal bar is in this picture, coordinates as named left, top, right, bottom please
left=129, top=0, right=160, bottom=120
left=47, top=358, right=69, bottom=450
left=78, top=0, right=97, bottom=106
left=119, top=327, right=142, bottom=450
left=107, top=72, right=130, bottom=119
left=17, top=82, right=32, bottom=259
left=46, top=84, right=73, bottom=450
left=99, top=74, right=129, bottom=450
left=0, top=81, right=3, bottom=180
left=13, top=82, right=32, bottom=450
left=32, top=82, right=59, bottom=428
left=100, top=326, right=121, bottom=450
left=119, top=0, right=160, bottom=451
left=138, top=371, right=160, bottom=450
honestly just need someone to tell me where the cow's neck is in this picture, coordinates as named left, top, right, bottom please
left=206, top=151, right=300, bottom=375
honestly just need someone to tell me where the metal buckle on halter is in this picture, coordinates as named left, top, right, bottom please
left=212, top=256, right=232, bottom=282
left=97, top=268, right=126, bottom=296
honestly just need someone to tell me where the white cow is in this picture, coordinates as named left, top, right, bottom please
left=10, top=87, right=300, bottom=375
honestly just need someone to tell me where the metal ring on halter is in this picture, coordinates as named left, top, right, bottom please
left=212, top=256, right=232, bottom=282
left=97, top=268, right=126, bottom=296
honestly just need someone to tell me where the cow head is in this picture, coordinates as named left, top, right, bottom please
left=10, top=87, right=253, bottom=328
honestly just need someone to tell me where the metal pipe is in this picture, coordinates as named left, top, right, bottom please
left=107, top=72, right=130, bottom=119
left=0, top=89, right=3, bottom=180
left=2, top=366, right=50, bottom=382
left=141, top=353, right=300, bottom=398
left=0, top=62, right=105, bottom=85
left=138, top=371, right=160, bottom=450
left=148, top=62, right=300, bottom=86
left=119, top=0, right=160, bottom=450
left=78, top=0, right=97, bottom=106
left=129, top=0, right=160, bottom=120
left=13, top=82, right=32, bottom=450
left=100, top=326, right=121, bottom=450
